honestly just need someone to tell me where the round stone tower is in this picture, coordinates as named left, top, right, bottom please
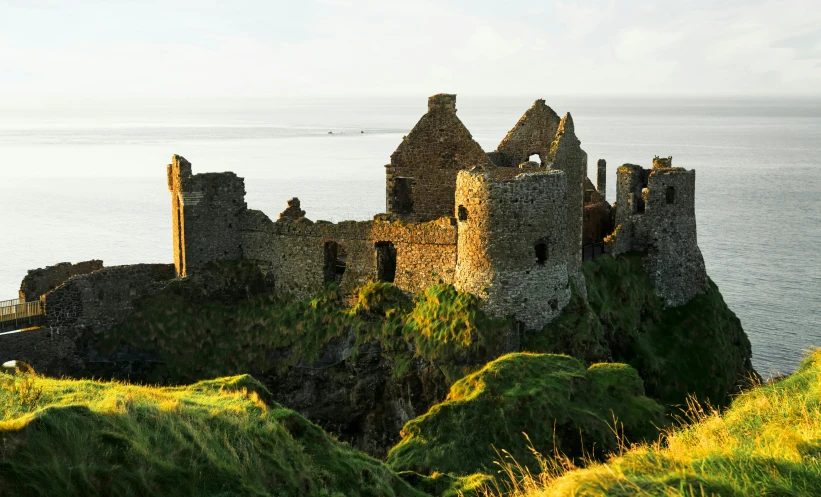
left=454, top=166, right=575, bottom=330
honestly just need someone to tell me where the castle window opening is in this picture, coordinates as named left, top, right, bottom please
left=375, top=242, right=397, bottom=283
left=636, top=187, right=648, bottom=215
left=535, top=239, right=548, bottom=265
left=323, top=241, right=347, bottom=283
left=458, top=205, right=468, bottom=221
left=393, top=177, right=413, bottom=214
left=528, top=154, right=542, bottom=166
left=666, top=186, right=676, bottom=204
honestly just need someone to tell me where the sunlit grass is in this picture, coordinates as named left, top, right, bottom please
left=0, top=372, right=423, bottom=497
left=479, top=349, right=821, bottom=496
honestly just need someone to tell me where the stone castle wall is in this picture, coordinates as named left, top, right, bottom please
left=44, top=264, right=175, bottom=333
left=18, top=259, right=103, bottom=302
left=454, top=167, right=573, bottom=329
left=547, top=114, right=588, bottom=291
left=385, top=94, right=489, bottom=221
left=1, top=264, right=175, bottom=376
left=610, top=159, right=709, bottom=306
left=241, top=209, right=458, bottom=299
left=167, top=155, right=246, bottom=277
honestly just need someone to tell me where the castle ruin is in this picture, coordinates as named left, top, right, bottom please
left=166, top=94, right=709, bottom=329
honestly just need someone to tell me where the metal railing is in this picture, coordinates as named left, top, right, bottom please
left=0, top=298, right=24, bottom=308
left=0, top=299, right=44, bottom=330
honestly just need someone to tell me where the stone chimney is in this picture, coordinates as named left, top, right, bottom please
left=428, top=94, right=457, bottom=113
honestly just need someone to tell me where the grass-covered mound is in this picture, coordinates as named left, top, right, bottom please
left=524, top=254, right=755, bottom=408
left=0, top=372, right=424, bottom=497
left=386, top=353, right=666, bottom=477
left=103, top=264, right=507, bottom=384
left=517, top=349, right=821, bottom=497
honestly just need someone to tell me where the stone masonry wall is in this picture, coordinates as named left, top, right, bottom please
left=547, top=114, right=588, bottom=292
left=44, top=264, right=176, bottom=334
left=241, top=209, right=458, bottom=299
left=18, top=259, right=103, bottom=302
left=642, top=167, right=709, bottom=306
left=3, top=264, right=175, bottom=376
left=454, top=167, right=572, bottom=330
left=385, top=94, right=489, bottom=221
left=0, top=327, right=80, bottom=377
left=493, top=99, right=562, bottom=167
left=167, top=155, right=247, bottom=277
left=610, top=160, right=709, bottom=306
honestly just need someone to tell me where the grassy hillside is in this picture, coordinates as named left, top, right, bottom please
left=386, top=353, right=666, bottom=477
left=0, top=372, right=424, bottom=497
left=102, top=265, right=507, bottom=384
left=503, top=349, right=821, bottom=497
left=525, top=254, right=756, bottom=408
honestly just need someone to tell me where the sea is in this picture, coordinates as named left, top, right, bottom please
left=1, top=96, right=819, bottom=377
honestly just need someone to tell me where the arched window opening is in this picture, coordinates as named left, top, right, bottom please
left=458, top=205, right=468, bottom=221
left=535, top=239, right=548, bottom=265
left=375, top=241, right=397, bottom=283
left=528, top=153, right=542, bottom=166
left=666, top=186, right=676, bottom=204
left=323, top=241, right=347, bottom=283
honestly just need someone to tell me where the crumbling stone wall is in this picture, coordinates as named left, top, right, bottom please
left=609, top=158, right=709, bottom=306
left=167, top=155, right=246, bottom=277
left=44, top=264, right=175, bottom=335
left=241, top=209, right=458, bottom=299
left=547, top=114, right=588, bottom=291
left=454, top=167, right=573, bottom=330
left=492, top=99, right=561, bottom=167
left=2, top=264, right=175, bottom=376
left=385, top=94, right=489, bottom=221
left=18, top=260, right=103, bottom=302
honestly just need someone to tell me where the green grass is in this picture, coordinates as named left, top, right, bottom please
left=500, top=348, right=821, bottom=496
left=386, top=353, right=666, bottom=478
left=103, top=271, right=507, bottom=384
left=524, top=254, right=756, bottom=409
left=0, top=372, right=425, bottom=497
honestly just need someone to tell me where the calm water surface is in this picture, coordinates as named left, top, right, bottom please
left=1, top=96, right=819, bottom=376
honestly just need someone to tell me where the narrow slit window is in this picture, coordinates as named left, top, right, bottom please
left=535, top=239, right=548, bottom=265
left=666, top=186, right=676, bottom=204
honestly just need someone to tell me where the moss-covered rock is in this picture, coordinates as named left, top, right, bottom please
left=524, top=254, right=756, bottom=408
left=386, top=353, right=666, bottom=477
left=0, top=373, right=425, bottom=497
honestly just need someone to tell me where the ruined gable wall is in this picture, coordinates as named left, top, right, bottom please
left=547, top=114, right=587, bottom=291
left=18, top=259, right=104, bottom=302
left=167, top=155, right=246, bottom=277
left=494, top=99, right=561, bottom=167
left=385, top=94, right=489, bottom=221
left=241, top=210, right=458, bottom=299
left=454, top=168, right=572, bottom=330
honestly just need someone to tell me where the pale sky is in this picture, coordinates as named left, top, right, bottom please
left=1, top=0, right=820, bottom=97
